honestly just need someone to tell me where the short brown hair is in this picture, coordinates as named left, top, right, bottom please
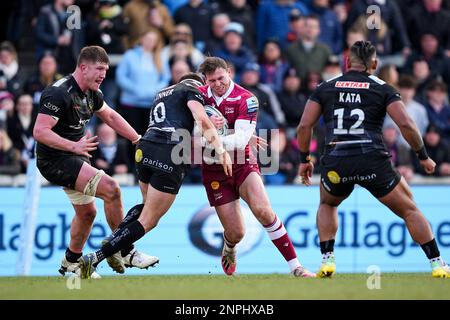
left=198, top=57, right=228, bottom=75
left=426, top=79, right=447, bottom=93
left=397, top=74, right=416, bottom=89
left=178, top=72, right=205, bottom=84
left=77, top=46, right=109, bottom=66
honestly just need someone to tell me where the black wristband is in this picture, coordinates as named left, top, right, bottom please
left=300, top=151, right=311, bottom=164
left=416, top=146, right=429, bottom=160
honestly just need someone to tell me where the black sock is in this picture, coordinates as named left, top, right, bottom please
left=119, top=204, right=144, bottom=229
left=65, top=248, right=82, bottom=263
left=95, top=220, right=146, bottom=263
left=320, top=239, right=335, bottom=254
left=420, top=238, right=440, bottom=259
left=117, top=204, right=144, bottom=256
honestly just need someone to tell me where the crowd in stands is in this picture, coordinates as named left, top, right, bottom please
left=0, top=0, right=449, bottom=184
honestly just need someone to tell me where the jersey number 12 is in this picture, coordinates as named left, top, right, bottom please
left=333, top=108, right=365, bottom=135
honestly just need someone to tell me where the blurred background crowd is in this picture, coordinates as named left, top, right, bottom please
left=0, top=0, right=449, bottom=185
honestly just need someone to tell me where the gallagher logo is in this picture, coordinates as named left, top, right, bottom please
left=188, top=205, right=264, bottom=256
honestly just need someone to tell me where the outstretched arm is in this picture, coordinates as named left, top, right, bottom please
left=96, top=102, right=141, bottom=144
left=387, top=100, right=435, bottom=174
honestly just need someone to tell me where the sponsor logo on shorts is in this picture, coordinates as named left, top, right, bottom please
left=211, top=181, right=220, bottom=190
left=135, top=149, right=143, bottom=163
left=142, top=157, right=174, bottom=173
left=342, top=173, right=377, bottom=183
left=214, top=192, right=223, bottom=201
left=327, top=171, right=341, bottom=184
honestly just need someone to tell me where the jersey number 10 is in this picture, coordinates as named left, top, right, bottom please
left=149, top=102, right=167, bottom=126
left=333, top=108, right=365, bottom=135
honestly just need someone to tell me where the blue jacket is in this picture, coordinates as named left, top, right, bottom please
left=116, top=46, right=171, bottom=108
left=256, top=0, right=309, bottom=51
left=214, top=46, right=256, bottom=83
left=310, top=5, right=343, bottom=54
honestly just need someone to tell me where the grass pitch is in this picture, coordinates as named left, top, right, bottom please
left=0, top=273, right=449, bottom=300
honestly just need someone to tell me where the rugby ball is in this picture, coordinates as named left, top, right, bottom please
left=204, top=105, right=228, bottom=136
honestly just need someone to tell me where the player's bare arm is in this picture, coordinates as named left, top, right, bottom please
left=387, top=100, right=436, bottom=174
left=96, top=102, right=141, bottom=144
left=33, top=113, right=98, bottom=158
left=188, top=100, right=232, bottom=176
left=296, top=99, right=322, bottom=185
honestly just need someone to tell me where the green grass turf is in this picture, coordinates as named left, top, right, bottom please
left=0, top=274, right=448, bottom=300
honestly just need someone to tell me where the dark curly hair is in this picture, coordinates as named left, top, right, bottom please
left=349, top=40, right=376, bottom=71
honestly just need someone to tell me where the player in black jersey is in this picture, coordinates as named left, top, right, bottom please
left=33, top=46, right=157, bottom=278
left=297, top=41, right=450, bottom=278
left=78, top=73, right=232, bottom=278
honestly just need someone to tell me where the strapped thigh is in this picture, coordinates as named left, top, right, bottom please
left=83, top=170, right=105, bottom=196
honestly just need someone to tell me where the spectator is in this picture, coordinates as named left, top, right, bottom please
left=264, top=129, right=299, bottom=184
left=310, top=0, right=343, bottom=54
left=173, top=0, right=217, bottom=51
left=219, top=0, right=256, bottom=52
left=91, top=123, right=131, bottom=176
left=168, top=57, right=191, bottom=85
left=0, top=91, right=14, bottom=127
left=383, top=125, right=415, bottom=182
left=256, top=0, right=309, bottom=51
left=86, top=0, right=129, bottom=106
left=35, top=0, right=83, bottom=74
left=346, top=0, right=411, bottom=57
left=259, top=38, right=290, bottom=93
left=321, top=55, right=342, bottom=82
left=240, top=62, right=285, bottom=126
left=332, top=0, right=348, bottom=24
left=23, top=52, right=62, bottom=114
left=116, top=28, right=171, bottom=138
left=384, top=75, right=429, bottom=148
left=411, top=58, right=436, bottom=103
left=302, top=71, right=322, bottom=97
left=204, top=13, right=230, bottom=56
left=286, top=8, right=306, bottom=45
left=162, top=0, right=188, bottom=15
left=377, top=64, right=399, bottom=88
left=0, top=41, right=26, bottom=97
left=0, top=128, right=20, bottom=175
left=6, top=94, right=35, bottom=172
left=147, top=0, right=175, bottom=43
left=413, top=124, right=450, bottom=176
left=340, top=27, right=366, bottom=71
left=277, top=67, right=307, bottom=134
left=214, top=22, right=256, bottom=83
left=405, top=0, right=450, bottom=56
left=404, top=33, right=450, bottom=88
left=123, top=0, right=174, bottom=48
left=286, top=15, right=331, bottom=80
left=423, top=80, right=450, bottom=141
left=161, top=23, right=204, bottom=69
